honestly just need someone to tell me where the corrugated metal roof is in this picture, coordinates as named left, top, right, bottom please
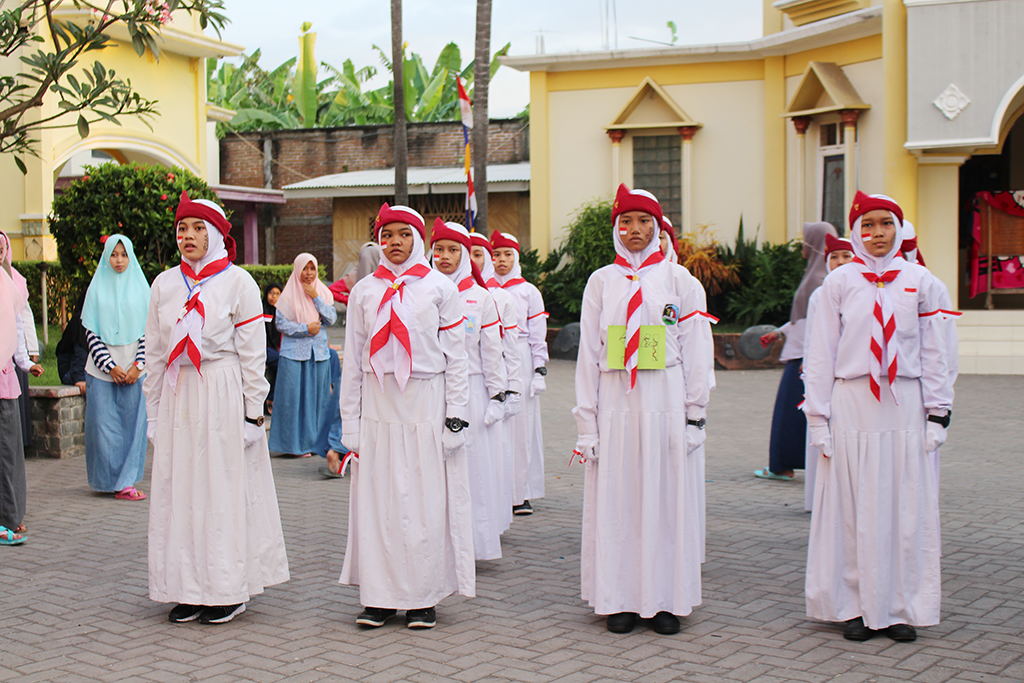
left=283, top=162, right=530, bottom=198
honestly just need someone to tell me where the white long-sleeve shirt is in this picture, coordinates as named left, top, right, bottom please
left=502, top=281, right=548, bottom=369
left=574, top=260, right=715, bottom=435
left=341, top=269, right=469, bottom=422
left=803, top=262, right=953, bottom=421
left=144, top=265, right=269, bottom=420
left=489, top=287, right=522, bottom=395
left=461, top=283, right=507, bottom=397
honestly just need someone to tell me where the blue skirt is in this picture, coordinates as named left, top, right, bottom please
left=768, top=359, right=808, bottom=473
left=268, top=355, right=332, bottom=455
left=84, top=375, right=148, bottom=492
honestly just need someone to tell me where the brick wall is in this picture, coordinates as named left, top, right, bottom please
left=220, top=119, right=529, bottom=279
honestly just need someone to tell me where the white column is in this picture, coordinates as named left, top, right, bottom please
left=679, top=126, right=698, bottom=234
left=608, top=129, right=625, bottom=192
left=792, top=116, right=811, bottom=238
left=841, top=110, right=861, bottom=227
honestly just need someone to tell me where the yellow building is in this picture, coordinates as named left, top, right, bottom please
left=506, top=0, right=1024, bottom=375
left=2, top=7, right=243, bottom=261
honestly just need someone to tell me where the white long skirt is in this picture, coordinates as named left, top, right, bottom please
left=804, top=426, right=817, bottom=512
left=148, top=359, right=289, bottom=605
left=465, top=374, right=503, bottom=560
left=509, top=339, right=544, bottom=504
left=581, top=365, right=704, bottom=618
left=806, top=376, right=941, bottom=630
left=339, top=373, right=475, bottom=609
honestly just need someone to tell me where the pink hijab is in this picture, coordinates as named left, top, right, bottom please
left=275, top=253, right=333, bottom=325
left=0, top=232, right=25, bottom=369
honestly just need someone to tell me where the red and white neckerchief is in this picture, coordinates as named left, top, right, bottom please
left=500, top=277, right=527, bottom=289
left=166, top=257, right=232, bottom=390
left=458, top=277, right=475, bottom=293
left=613, top=250, right=665, bottom=392
left=852, top=255, right=903, bottom=403
left=368, top=263, right=432, bottom=392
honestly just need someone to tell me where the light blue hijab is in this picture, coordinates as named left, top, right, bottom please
left=81, top=234, right=151, bottom=345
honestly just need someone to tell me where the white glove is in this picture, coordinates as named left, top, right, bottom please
left=442, top=421, right=467, bottom=460
left=341, top=430, right=360, bottom=455
left=505, top=391, right=522, bottom=418
left=147, top=418, right=157, bottom=445
left=925, top=422, right=947, bottom=452
left=244, top=422, right=264, bottom=448
left=574, top=433, right=599, bottom=463
left=685, top=424, right=706, bottom=454
left=808, top=422, right=832, bottom=459
left=530, top=374, right=547, bottom=397
left=484, top=399, right=505, bottom=426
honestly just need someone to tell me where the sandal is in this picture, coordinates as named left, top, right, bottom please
left=754, top=468, right=794, bottom=481
left=115, top=486, right=147, bottom=501
left=14, top=523, right=26, bottom=534
left=0, top=526, right=26, bottom=545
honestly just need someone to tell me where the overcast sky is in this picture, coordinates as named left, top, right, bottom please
left=215, top=0, right=764, bottom=118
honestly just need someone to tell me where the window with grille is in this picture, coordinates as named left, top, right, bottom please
left=632, top=136, right=681, bottom=226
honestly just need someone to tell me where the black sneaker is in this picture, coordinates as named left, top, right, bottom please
left=606, top=612, right=637, bottom=633
left=843, top=617, right=874, bottom=641
left=406, top=607, right=437, bottom=629
left=168, top=604, right=205, bottom=623
left=512, top=500, right=533, bottom=516
left=651, top=611, right=681, bottom=634
left=199, top=603, right=246, bottom=624
left=356, top=607, right=397, bottom=628
left=886, top=623, right=917, bottom=642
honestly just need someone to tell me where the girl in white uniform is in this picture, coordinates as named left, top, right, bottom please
left=491, top=232, right=547, bottom=516
left=573, top=184, right=715, bottom=635
left=470, top=232, right=521, bottom=531
left=339, top=204, right=474, bottom=630
left=431, top=220, right=508, bottom=560
left=803, top=192, right=956, bottom=642
left=145, top=192, right=289, bottom=625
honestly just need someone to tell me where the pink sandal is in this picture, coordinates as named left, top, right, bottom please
left=115, top=486, right=147, bottom=501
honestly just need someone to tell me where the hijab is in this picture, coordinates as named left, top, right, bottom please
left=0, top=231, right=28, bottom=313
left=81, top=235, right=150, bottom=345
left=263, top=282, right=282, bottom=350
left=789, top=222, right=837, bottom=323
left=275, top=253, right=333, bottom=326
left=430, top=220, right=486, bottom=290
left=0, top=232, right=20, bottom=368
left=491, top=232, right=525, bottom=286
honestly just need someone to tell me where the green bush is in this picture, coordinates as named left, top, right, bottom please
left=534, top=197, right=616, bottom=322
left=724, top=239, right=807, bottom=327
left=49, top=163, right=224, bottom=294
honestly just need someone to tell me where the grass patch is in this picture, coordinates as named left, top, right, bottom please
left=28, top=324, right=61, bottom=387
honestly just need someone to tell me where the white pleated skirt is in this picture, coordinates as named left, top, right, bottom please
left=805, top=376, right=941, bottom=629
left=580, top=365, right=704, bottom=618
left=148, top=359, right=290, bottom=605
left=339, top=373, right=476, bottom=609
left=465, top=373, right=503, bottom=560
left=509, top=339, right=545, bottom=504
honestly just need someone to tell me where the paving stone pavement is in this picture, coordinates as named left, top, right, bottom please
left=1, top=361, right=1022, bottom=683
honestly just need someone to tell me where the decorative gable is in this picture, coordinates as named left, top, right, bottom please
left=783, top=61, right=870, bottom=118
left=605, top=77, right=702, bottom=132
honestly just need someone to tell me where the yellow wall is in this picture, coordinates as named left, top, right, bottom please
left=546, top=79, right=767, bottom=249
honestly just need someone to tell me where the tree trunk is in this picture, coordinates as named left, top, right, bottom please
left=392, top=0, right=408, bottom=205
left=473, top=0, right=491, bottom=233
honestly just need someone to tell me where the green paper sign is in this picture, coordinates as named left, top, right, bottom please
left=607, top=325, right=667, bottom=370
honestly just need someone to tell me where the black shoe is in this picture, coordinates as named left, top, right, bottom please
left=651, top=611, right=680, bottom=635
left=406, top=607, right=437, bottom=629
left=886, top=623, right=917, bottom=642
left=606, top=612, right=638, bottom=633
left=199, top=603, right=246, bottom=624
left=843, top=617, right=874, bottom=641
left=513, top=500, right=533, bottom=516
left=356, top=607, right=397, bottom=628
left=168, top=604, right=205, bottom=623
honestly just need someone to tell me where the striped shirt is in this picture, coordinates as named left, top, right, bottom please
left=86, top=330, right=146, bottom=373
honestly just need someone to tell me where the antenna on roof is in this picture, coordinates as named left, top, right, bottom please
left=598, top=0, right=618, bottom=50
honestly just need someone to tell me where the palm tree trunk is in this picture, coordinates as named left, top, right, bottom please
left=392, top=0, right=408, bottom=204
left=472, top=0, right=491, bottom=233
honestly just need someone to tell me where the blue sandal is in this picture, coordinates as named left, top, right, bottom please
left=754, top=468, right=794, bottom=481
left=0, top=526, right=26, bottom=545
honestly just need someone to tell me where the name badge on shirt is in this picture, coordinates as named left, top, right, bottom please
left=606, top=325, right=667, bottom=370
left=662, top=304, right=680, bottom=325
left=464, top=315, right=477, bottom=331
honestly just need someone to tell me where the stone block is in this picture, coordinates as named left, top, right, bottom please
left=25, top=386, right=86, bottom=459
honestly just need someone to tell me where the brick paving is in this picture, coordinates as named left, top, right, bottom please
left=1, top=361, right=1022, bottom=682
